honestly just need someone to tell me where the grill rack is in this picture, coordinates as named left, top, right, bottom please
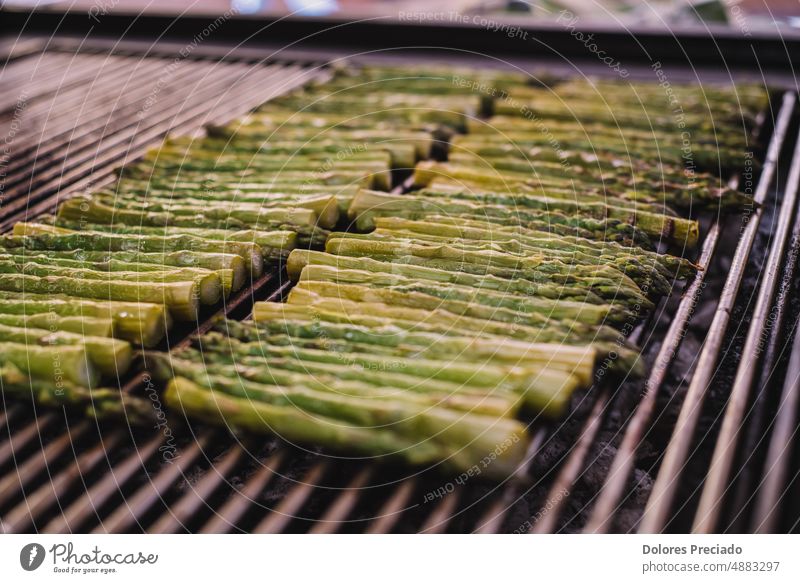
left=1, top=28, right=800, bottom=533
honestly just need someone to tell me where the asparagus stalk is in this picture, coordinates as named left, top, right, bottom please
left=417, top=187, right=697, bottom=248
left=58, top=196, right=323, bottom=233
left=295, top=277, right=623, bottom=328
left=106, top=182, right=355, bottom=206
left=349, top=189, right=698, bottom=249
left=124, top=165, right=383, bottom=190
left=2, top=228, right=264, bottom=277
left=151, top=352, right=518, bottom=418
left=349, top=230, right=673, bottom=294
left=451, top=133, right=744, bottom=169
left=0, top=363, right=153, bottom=421
left=52, top=203, right=304, bottom=256
left=0, top=312, right=113, bottom=337
left=152, top=136, right=421, bottom=168
left=209, top=122, right=433, bottom=160
left=0, top=342, right=97, bottom=387
left=404, top=211, right=654, bottom=249
left=298, top=263, right=622, bottom=322
left=0, top=292, right=169, bottom=346
left=348, top=190, right=655, bottom=248
left=168, top=335, right=520, bottom=410
left=287, top=249, right=606, bottom=304
left=0, top=247, right=247, bottom=292
left=0, top=259, right=220, bottom=308
left=165, top=377, right=528, bottom=478
left=371, top=216, right=696, bottom=277
left=137, top=155, right=390, bottom=177
left=251, top=301, right=641, bottom=375
left=412, top=161, right=679, bottom=215
left=0, top=251, right=239, bottom=297
left=0, top=268, right=200, bottom=321
left=323, top=236, right=651, bottom=307
left=196, top=332, right=583, bottom=415
left=0, top=323, right=132, bottom=377
left=223, top=317, right=597, bottom=384
left=88, top=191, right=341, bottom=229
left=281, top=288, right=626, bottom=345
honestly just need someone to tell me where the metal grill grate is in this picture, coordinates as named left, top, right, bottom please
left=1, top=41, right=799, bottom=534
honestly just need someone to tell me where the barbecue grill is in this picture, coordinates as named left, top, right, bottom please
left=1, top=6, right=800, bottom=534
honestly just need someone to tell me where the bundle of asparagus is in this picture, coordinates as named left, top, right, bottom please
left=414, top=158, right=750, bottom=211
left=486, top=80, right=766, bottom=170
left=153, top=315, right=556, bottom=478
left=1, top=221, right=282, bottom=321
left=347, top=188, right=698, bottom=250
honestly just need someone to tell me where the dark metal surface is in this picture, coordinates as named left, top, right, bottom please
left=2, top=5, right=800, bottom=75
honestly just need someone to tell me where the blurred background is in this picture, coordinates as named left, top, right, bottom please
left=1, top=0, right=799, bottom=33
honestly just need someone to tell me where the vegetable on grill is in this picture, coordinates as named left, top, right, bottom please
left=0, top=65, right=764, bottom=480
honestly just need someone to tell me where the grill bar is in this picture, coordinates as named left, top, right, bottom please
left=365, top=478, right=418, bottom=534
left=0, top=412, right=56, bottom=469
left=582, top=220, right=724, bottom=533
left=693, top=123, right=800, bottom=532
left=308, top=466, right=373, bottom=534
left=0, top=53, right=109, bottom=110
left=0, top=422, right=88, bottom=508
left=639, top=92, right=797, bottom=533
left=3, top=430, right=123, bottom=533
left=199, top=449, right=286, bottom=534
left=148, top=444, right=246, bottom=534
left=1, top=60, right=265, bottom=216
left=752, top=305, right=800, bottom=532
left=728, top=162, right=800, bottom=531
left=53, top=62, right=322, bottom=203
left=531, top=392, right=610, bottom=533
left=92, top=432, right=214, bottom=534
left=2, top=58, right=202, bottom=186
left=254, top=460, right=330, bottom=534
left=419, top=489, right=462, bottom=534
left=43, top=434, right=165, bottom=534
left=474, top=428, right=549, bottom=534
left=1, top=60, right=323, bottom=231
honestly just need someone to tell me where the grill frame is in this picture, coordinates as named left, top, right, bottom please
left=2, top=11, right=800, bottom=534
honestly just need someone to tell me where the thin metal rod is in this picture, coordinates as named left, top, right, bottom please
left=253, top=460, right=329, bottom=534
left=365, top=478, right=418, bottom=534
left=474, top=427, right=548, bottom=533
left=199, top=449, right=286, bottom=534
left=43, top=434, right=164, bottom=534
left=728, top=179, right=800, bottom=531
left=308, top=466, right=373, bottom=534
left=639, top=92, right=796, bottom=533
left=93, top=433, right=211, bottom=534
left=3, top=431, right=123, bottom=533
left=752, top=318, right=800, bottom=532
left=148, top=445, right=245, bottom=534
left=584, top=221, right=721, bottom=533
left=0, top=422, right=88, bottom=508
left=419, top=489, right=462, bottom=534
left=693, top=123, right=800, bottom=533
left=532, top=392, right=609, bottom=533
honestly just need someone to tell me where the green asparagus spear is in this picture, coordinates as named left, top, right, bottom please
left=0, top=342, right=97, bottom=387
left=2, top=227, right=264, bottom=277
left=165, top=377, right=528, bottom=478
left=0, top=312, right=113, bottom=337
left=0, top=323, right=132, bottom=377
left=0, top=292, right=169, bottom=347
